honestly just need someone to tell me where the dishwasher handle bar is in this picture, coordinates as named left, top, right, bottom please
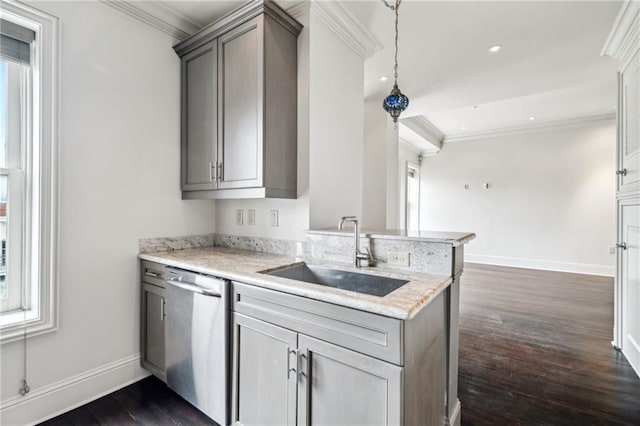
left=166, top=278, right=222, bottom=297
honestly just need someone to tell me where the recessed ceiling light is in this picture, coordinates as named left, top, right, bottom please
left=473, top=105, right=479, bottom=110
left=380, top=76, right=388, bottom=82
left=488, top=44, right=502, bottom=53
left=529, top=116, right=536, bottom=121
left=461, top=126, right=466, bottom=131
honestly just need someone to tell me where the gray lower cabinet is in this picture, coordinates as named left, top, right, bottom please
left=174, top=0, right=302, bottom=200
left=297, top=334, right=402, bottom=426
left=231, top=281, right=447, bottom=425
left=231, top=313, right=402, bottom=426
left=232, top=313, right=297, bottom=426
left=141, top=261, right=166, bottom=381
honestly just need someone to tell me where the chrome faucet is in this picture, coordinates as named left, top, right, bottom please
left=338, top=216, right=372, bottom=268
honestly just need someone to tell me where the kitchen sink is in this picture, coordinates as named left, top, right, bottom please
left=262, top=263, right=409, bottom=297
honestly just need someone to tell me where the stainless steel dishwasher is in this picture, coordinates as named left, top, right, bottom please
left=165, top=267, right=228, bottom=426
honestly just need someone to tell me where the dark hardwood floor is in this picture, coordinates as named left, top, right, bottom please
left=40, top=263, right=640, bottom=425
left=459, top=263, right=640, bottom=425
left=39, top=376, right=216, bottom=426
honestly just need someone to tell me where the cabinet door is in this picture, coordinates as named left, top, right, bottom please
left=218, top=17, right=264, bottom=190
left=620, top=203, right=640, bottom=376
left=181, top=40, right=218, bottom=191
left=142, top=283, right=165, bottom=380
left=231, top=313, right=297, bottom=426
left=620, top=51, right=640, bottom=193
left=297, top=335, right=403, bottom=426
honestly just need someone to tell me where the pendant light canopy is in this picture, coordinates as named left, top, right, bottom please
left=381, top=0, right=409, bottom=123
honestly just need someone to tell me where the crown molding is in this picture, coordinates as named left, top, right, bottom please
left=400, top=116, right=445, bottom=150
left=287, top=1, right=382, bottom=60
left=601, top=0, right=640, bottom=69
left=100, top=0, right=198, bottom=41
left=399, top=138, right=436, bottom=158
left=444, top=113, right=616, bottom=143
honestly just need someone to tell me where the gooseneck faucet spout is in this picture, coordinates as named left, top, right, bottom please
left=338, top=216, right=371, bottom=268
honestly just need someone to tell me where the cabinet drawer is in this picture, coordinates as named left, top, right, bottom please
left=141, top=261, right=166, bottom=288
left=232, top=282, right=403, bottom=365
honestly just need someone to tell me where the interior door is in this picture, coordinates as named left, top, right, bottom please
left=297, top=334, right=403, bottom=426
left=621, top=50, right=640, bottom=192
left=621, top=203, right=640, bottom=377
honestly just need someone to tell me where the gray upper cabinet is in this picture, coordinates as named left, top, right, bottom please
left=218, top=18, right=263, bottom=190
left=174, top=0, right=301, bottom=200
left=182, top=41, right=218, bottom=191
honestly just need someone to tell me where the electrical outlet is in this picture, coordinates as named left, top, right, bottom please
left=247, top=209, right=256, bottom=226
left=388, top=251, right=410, bottom=267
left=235, top=209, right=243, bottom=225
left=270, top=209, right=279, bottom=227
left=464, top=184, right=469, bottom=190
left=608, top=246, right=616, bottom=255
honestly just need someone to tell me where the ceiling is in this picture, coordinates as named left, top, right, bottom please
left=155, top=0, right=622, bottom=139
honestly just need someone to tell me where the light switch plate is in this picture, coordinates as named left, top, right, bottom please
left=482, top=183, right=489, bottom=189
left=388, top=251, right=410, bottom=267
left=235, top=209, right=243, bottom=225
left=247, top=209, right=256, bottom=226
left=270, top=209, right=279, bottom=227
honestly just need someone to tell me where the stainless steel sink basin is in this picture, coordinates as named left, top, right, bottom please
left=262, top=263, right=409, bottom=297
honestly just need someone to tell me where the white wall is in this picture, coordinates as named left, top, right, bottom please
left=362, top=100, right=387, bottom=230
left=420, top=120, right=617, bottom=275
left=1, top=2, right=216, bottom=423
left=307, top=9, right=364, bottom=230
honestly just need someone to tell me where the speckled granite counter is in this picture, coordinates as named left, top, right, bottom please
left=308, top=228, right=476, bottom=246
left=139, top=246, right=451, bottom=320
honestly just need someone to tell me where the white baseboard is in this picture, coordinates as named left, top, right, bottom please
left=448, top=399, right=461, bottom=426
left=0, top=354, right=149, bottom=426
left=465, top=254, right=615, bottom=277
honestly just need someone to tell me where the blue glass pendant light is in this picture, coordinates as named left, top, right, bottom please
left=381, top=0, right=409, bottom=123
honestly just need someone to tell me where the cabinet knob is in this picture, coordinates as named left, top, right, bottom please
left=616, top=242, right=627, bottom=250
left=616, top=169, right=628, bottom=176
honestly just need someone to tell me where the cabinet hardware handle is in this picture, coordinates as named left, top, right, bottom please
left=165, top=279, right=222, bottom=297
left=299, top=352, right=308, bottom=378
left=287, top=348, right=299, bottom=379
left=617, top=242, right=627, bottom=250
left=144, top=271, right=161, bottom=278
left=210, top=161, right=216, bottom=182
left=160, top=297, right=165, bottom=321
left=217, top=162, right=223, bottom=182
left=616, top=169, right=627, bottom=176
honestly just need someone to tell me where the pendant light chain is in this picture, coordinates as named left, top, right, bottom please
left=382, top=0, right=402, bottom=85
left=381, top=0, right=409, bottom=123
left=393, top=0, right=399, bottom=84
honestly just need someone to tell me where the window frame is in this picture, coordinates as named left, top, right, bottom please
left=0, top=0, right=59, bottom=343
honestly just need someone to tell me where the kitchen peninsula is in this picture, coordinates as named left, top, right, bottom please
left=139, top=229, right=474, bottom=426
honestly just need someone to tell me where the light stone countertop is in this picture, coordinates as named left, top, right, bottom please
left=307, top=228, right=476, bottom=246
left=139, top=246, right=452, bottom=320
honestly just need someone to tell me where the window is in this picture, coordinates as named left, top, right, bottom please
left=406, top=163, right=420, bottom=233
left=0, top=2, right=58, bottom=343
